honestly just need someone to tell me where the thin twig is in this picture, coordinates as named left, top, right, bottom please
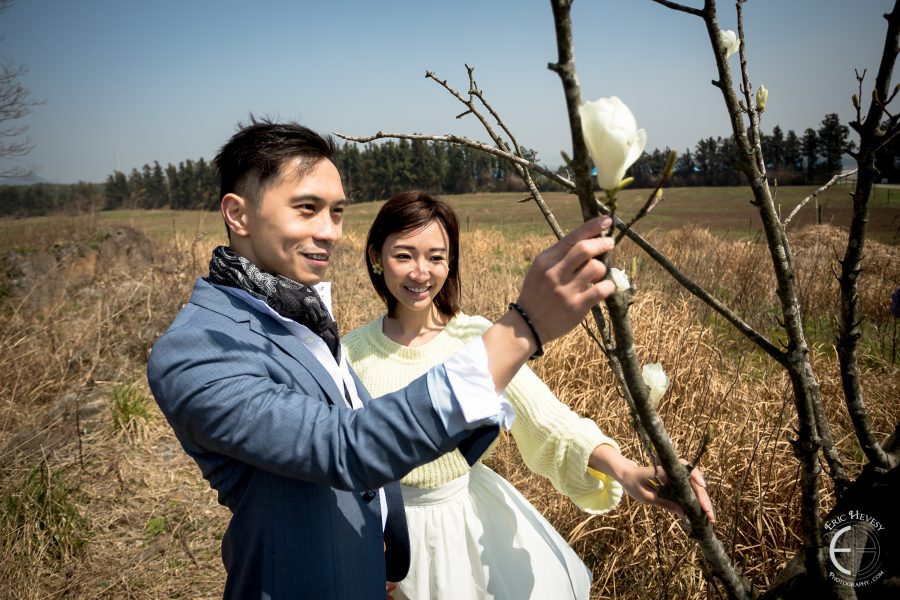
left=615, top=150, right=676, bottom=244
left=423, top=67, right=566, bottom=239
left=648, top=0, right=705, bottom=18
left=783, top=169, right=859, bottom=227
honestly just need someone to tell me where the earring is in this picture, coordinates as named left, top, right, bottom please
left=371, top=263, right=383, bottom=275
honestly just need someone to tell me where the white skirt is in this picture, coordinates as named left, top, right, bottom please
left=395, top=462, right=591, bottom=600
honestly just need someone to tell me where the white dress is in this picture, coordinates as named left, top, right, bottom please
left=397, top=463, right=592, bottom=600
left=341, top=313, right=624, bottom=600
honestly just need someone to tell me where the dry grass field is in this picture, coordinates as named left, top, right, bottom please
left=0, top=186, right=898, bottom=599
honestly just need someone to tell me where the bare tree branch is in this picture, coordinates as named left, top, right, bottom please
left=648, top=0, right=705, bottom=18
left=425, top=67, right=567, bottom=240
left=835, top=0, right=900, bottom=471
left=339, top=0, right=900, bottom=596
left=0, top=37, right=43, bottom=177
left=338, top=134, right=785, bottom=364
left=783, top=169, right=859, bottom=227
left=689, top=0, right=841, bottom=587
left=615, top=150, right=676, bottom=244
left=549, top=1, right=750, bottom=597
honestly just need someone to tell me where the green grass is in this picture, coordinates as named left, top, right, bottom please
left=1, top=461, right=88, bottom=563
left=145, top=515, right=167, bottom=537
left=110, top=382, right=152, bottom=436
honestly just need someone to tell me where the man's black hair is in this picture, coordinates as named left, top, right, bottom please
left=214, top=115, right=336, bottom=207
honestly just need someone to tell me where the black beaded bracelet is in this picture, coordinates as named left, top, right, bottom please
left=508, top=302, right=544, bottom=360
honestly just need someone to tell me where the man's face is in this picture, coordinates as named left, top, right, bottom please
left=237, top=158, right=346, bottom=285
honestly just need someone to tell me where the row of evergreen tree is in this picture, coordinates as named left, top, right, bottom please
left=2, top=112, right=891, bottom=217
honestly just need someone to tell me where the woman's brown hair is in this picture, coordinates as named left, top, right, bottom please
left=365, top=190, right=461, bottom=318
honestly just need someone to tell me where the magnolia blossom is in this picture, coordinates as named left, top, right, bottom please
left=719, top=29, right=740, bottom=60
left=609, top=267, right=631, bottom=292
left=641, top=362, right=670, bottom=408
left=756, top=84, right=768, bottom=112
left=579, top=96, right=647, bottom=192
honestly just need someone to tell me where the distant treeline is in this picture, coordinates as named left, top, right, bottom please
left=3, top=112, right=895, bottom=218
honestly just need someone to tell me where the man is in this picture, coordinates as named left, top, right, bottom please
left=147, top=118, right=618, bottom=599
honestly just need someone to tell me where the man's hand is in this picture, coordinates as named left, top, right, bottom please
left=516, top=216, right=616, bottom=344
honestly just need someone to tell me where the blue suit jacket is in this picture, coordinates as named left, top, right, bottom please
left=147, top=279, right=497, bottom=599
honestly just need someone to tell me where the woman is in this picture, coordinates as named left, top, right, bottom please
left=342, top=191, right=713, bottom=600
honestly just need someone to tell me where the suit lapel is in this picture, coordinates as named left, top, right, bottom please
left=190, top=278, right=346, bottom=407
left=248, top=317, right=346, bottom=406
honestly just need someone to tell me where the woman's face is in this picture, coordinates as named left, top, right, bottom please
left=374, top=220, right=451, bottom=317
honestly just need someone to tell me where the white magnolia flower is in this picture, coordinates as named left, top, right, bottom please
left=641, top=362, right=670, bottom=408
left=579, top=96, right=647, bottom=192
left=609, top=267, right=631, bottom=292
left=756, top=84, right=768, bottom=112
left=719, top=29, right=741, bottom=60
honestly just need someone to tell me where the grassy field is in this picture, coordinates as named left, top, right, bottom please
left=2, top=183, right=898, bottom=250
left=0, top=186, right=898, bottom=599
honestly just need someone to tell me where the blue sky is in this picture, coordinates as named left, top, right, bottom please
left=0, top=0, right=893, bottom=183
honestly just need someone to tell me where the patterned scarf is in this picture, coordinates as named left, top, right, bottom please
left=207, top=246, right=341, bottom=359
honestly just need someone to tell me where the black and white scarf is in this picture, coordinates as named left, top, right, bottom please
left=207, top=246, right=341, bottom=359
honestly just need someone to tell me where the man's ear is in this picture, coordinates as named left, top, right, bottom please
left=221, top=193, right=251, bottom=238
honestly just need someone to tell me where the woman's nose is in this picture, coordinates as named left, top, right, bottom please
left=411, top=259, right=430, bottom=278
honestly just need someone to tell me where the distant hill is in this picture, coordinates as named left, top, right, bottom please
left=0, top=175, right=52, bottom=186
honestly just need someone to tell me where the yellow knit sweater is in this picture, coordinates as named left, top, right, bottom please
left=342, top=312, right=624, bottom=515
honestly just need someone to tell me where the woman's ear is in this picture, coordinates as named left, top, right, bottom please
left=221, top=193, right=251, bottom=238
left=367, top=245, right=381, bottom=266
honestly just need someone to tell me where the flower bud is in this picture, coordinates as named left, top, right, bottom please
left=610, top=268, right=631, bottom=292
left=719, top=29, right=740, bottom=60
left=579, top=96, right=647, bottom=192
left=641, top=362, right=670, bottom=408
left=756, top=85, right=768, bottom=112
left=663, top=151, right=677, bottom=179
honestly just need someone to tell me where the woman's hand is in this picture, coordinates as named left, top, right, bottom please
left=589, top=443, right=715, bottom=524
left=616, top=459, right=715, bottom=524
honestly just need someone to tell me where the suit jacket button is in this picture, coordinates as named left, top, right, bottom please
left=362, top=490, right=377, bottom=502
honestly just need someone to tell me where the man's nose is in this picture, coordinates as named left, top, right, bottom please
left=314, top=212, right=340, bottom=242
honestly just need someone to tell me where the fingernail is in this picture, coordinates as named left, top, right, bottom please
left=697, top=471, right=707, bottom=488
